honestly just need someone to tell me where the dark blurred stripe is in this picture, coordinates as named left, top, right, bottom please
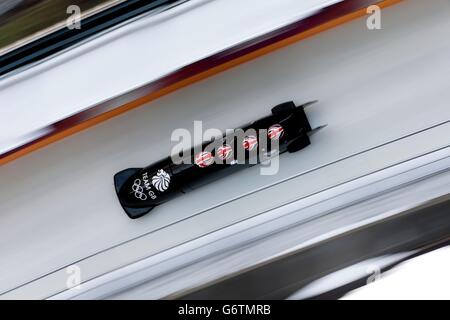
left=179, top=195, right=450, bottom=300
left=0, top=0, right=180, bottom=76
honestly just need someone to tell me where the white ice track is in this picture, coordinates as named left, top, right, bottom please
left=1, top=0, right=450, bottom=298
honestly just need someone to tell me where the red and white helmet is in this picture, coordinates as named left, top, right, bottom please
left=242, top=135, right=258, bottom=151
left=194, top=151, right=214, bottom=168
left=268, top=124, right=284, bottom=140
left=217, top=144, right=233, bottom=160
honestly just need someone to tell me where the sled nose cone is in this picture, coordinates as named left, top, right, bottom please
left=114, top=168, right=155, bottom=219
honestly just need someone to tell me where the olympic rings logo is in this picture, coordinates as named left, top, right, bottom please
left=132, top=179, right=147, bottom=201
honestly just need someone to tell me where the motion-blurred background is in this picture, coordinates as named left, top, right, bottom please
left=0, top=0, right=117, bottom=52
